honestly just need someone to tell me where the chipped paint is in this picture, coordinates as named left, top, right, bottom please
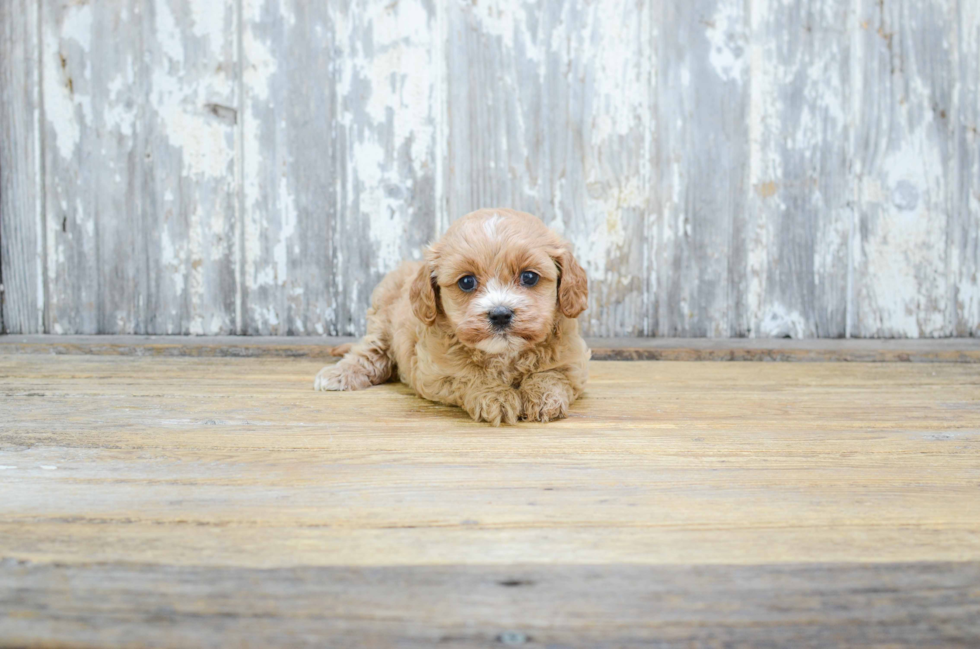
left=856, top=19, right=950, bottom=338
left=274, top=175, right=296, bottom=286
left=706, top=0, right=747, bottom=83
left=6, top=0, right=975, bottom=338
left=43, top=3, right=92, bottom=160
left=148, top=60, right=233, bottom=180
left=759, top=304, right=807, bottom=338
left=340, top=0, right=436, bottom=275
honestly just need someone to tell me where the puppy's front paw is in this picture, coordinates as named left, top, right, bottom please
left=465, top=389, right=522, bottom=426
left=519, top=372, right=574, bottom=422
left=522, top=390, right=569, bottom=422
left=314, top=363, right=373, bottom=391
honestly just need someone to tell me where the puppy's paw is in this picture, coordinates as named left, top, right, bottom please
left=521, top=390, right=569, bottom=422
left=519, top=372, right=574, bottom=422
left=465, top=389, right=523, bottom=426
left=314, top=363, right=374, bottom=391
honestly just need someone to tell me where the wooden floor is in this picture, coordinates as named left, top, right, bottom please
left=1, top=351, right=979, bottom=647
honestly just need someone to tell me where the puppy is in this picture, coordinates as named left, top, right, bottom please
left=314, top=208, right=590, bottom=425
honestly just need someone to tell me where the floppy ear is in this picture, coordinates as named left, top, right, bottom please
left=410, top=262, right=440, bottom=326
left=556, top=248, right=588, bottom=318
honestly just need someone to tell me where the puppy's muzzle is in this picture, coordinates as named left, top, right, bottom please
left=488, top=306, right=514, bottom=329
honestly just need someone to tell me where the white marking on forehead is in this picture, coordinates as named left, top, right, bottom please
left=473, top=278, right=530, bottom=313
left=483, top=214, right=504, bottom=239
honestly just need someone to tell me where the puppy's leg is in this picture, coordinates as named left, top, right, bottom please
left=460, top=385, right=523, bottom=427
left=314, top=330, right=392, bottom=391
left=519, top=370, right=579, bottom=422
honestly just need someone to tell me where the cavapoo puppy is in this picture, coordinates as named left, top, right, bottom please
left=314, top=208, right=590, bottom=425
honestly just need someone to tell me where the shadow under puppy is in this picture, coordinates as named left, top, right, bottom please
left=315, top=208, right=590, bottom=425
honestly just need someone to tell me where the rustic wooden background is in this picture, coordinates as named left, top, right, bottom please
left=1, top=0, right=977, bottom=338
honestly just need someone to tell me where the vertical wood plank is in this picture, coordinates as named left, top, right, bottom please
left=655, top=0, right=749, bottom=336
left=446, top=0, right=652, bottom=337
left=141, top=0, right=239, bottom=334
left=240, top=0, right=334, bottom=335
left=0, top=0, right=43, bottom=333
left=950, top=1, right=979, bottom=336
left=334, top=0, right=439, bottom=335
left=42, top=0, right=141, bottom=334
left=42, top=0, right=239, bottom=334
left=850, top=0, right=954, bottom=337
left=241, top=0, right=437, bottom=336
left=740, top=0, right=851, bottom=338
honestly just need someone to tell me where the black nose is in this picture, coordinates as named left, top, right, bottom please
left=488, top=306, right=514, bottom=328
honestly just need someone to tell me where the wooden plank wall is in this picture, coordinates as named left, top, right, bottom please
left=0, top=0, right=977, bottom=337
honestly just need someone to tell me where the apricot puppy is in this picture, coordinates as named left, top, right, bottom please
left=314, top=208, right=590, bottom=425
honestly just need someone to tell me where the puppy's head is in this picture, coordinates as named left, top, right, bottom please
left=411, top=209, right=587, bottom=354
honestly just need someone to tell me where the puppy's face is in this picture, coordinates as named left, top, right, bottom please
left=410, top=210, right=588, bottom=354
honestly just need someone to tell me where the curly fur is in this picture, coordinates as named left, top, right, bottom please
left=314, top=209, right=591, bottom=425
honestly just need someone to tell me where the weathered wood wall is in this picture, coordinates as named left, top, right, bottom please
left=1, top=0, right=977, bottom=337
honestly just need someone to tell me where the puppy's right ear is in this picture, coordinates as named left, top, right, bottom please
left=410, top=261, right=439, bottom=326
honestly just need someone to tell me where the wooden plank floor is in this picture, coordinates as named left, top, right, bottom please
left=1, top=353, right=979, bottom=647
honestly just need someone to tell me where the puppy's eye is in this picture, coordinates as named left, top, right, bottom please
left=457, top=275, right=478, bottom=292
left=520, top=271, right=540, bottom=287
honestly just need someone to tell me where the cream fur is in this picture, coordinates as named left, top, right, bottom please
left=314, top=208, right=591, bottom=425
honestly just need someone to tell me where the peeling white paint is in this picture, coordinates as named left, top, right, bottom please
left=103, top=72, right=137, bottom=138
left=241, top=0, right=278, bottom=321
left=160, top=231, right=185, bottom=298
left=19, top=0, right=977, bottom=339
left=43, top=3, right=93, bottom=161
left=759, top=304, right=806, bottom=338
left=474, top=0, right=542, bottom=68
left=60, top=3, right=92, bottom=51
left=188, top=0, right=227, bottom=51
left=575, top=177, right=644, bottom=284
left=356, top=138, right=403, bottom=274
left=149, top=67, right=234, bottom=179
left=339, top=0, right=437, bottom=275
left=706, top=0, right=747, bottom=83
left=861, top=97, right=947, bottom=337
left=154, top=0, right=185, bottom=66
left=242, top=27, right=276, bottom=102
left=274, top=175, right=296, bottom=285
left=580, top=0, right=645, bottom=144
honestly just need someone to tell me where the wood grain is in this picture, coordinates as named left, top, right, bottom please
left=850, top=0, right=954, bottom=337
left=0, top=0, right=43, bottom=334
left=240, top=0, right=338, bottom=336
left=141, top=0, right=239, bottom=335
left=447, top=0, right=653, bottom=337
left=655, top=0, right=748, bottom=337
left=743, top=0, right=851, bottom=338
left=2, top=0, right=979, bottom=337
left=241, top=0, right=437, bottom=336
left=39, top=0, right=238, bottom=336
left=42, top=0, right=138, bottom=334
left=950, top=1, right=980, bottom=337
left=2, top=561, right=978, bottom=648
left=1, top=355, right=979, bottom=567
left=1, top=354, right=979, bottom=645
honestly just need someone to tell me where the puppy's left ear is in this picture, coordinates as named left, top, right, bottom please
left=555, top=247, right=588, bottom=318
left=410, top=259, right=440, bottom=326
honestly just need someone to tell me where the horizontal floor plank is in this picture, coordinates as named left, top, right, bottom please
left=2, top=560, right=978, bottom=648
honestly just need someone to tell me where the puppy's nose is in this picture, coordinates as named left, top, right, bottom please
left=488, top=306, right=514, bottom=328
